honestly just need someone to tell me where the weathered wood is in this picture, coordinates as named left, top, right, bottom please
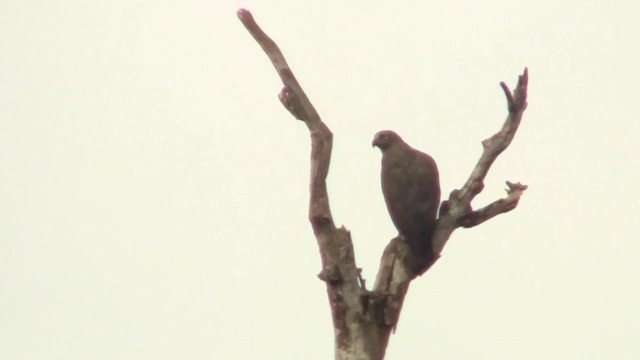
left=237, top=9, right=529, bottom=359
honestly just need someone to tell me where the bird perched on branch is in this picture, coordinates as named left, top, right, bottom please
left=373, top=130, right=441, bottom=263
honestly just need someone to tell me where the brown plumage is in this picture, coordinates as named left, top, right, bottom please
left=373, top=130, right=441, bottom=259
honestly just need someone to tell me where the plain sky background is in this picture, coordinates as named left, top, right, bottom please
left=1, top=1, right=639, bottom=359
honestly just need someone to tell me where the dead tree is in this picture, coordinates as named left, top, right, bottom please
left=237, top=9, right=529, bottom=360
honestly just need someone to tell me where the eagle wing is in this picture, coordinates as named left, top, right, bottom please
left=381, top=146, right=440, bottom=256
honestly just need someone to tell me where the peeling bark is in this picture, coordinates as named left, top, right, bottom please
left=237, top=9, right=529, bottom=360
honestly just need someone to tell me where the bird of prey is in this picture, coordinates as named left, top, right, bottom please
left=372, top=130, right=441, bottom=260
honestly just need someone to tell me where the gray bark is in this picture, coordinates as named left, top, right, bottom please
left=237, top=9, right=529, bottom=360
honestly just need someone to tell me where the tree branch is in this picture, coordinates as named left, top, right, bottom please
left=238, top=8, right=529, bottom=359
left=238, top=9, right=378, bottom=360
left=458, top=181, right=528, bottom=228
left=371, top=69, right=529, bottom=342
left=432, top=68, right=529, bottom=255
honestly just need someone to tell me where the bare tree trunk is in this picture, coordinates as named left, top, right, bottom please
left=237, top=9, right=529, bottom=360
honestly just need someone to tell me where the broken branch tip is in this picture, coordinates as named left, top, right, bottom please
left=236, top=8, right=254, bottom=23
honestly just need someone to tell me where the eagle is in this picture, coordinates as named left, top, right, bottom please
left=372, top=130, right=441, bottom=263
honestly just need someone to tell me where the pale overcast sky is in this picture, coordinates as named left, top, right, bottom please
left=1, top=1, right=639, bottom=359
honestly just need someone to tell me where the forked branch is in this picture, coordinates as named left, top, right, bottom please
left=372, top=69, right=529, bottom=348
left=432, top=68, right=529, bottom=255
left=238, top=9, right=529, bottom=360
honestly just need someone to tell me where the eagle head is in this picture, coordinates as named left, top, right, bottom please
left=372, top=130, right=403, bottom=151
